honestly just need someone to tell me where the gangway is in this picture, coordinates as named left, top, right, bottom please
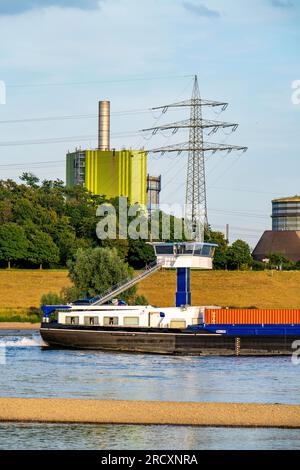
left=90, top=261, right=163, bottom=306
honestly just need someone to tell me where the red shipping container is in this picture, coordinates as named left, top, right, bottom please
left=204, top=308, right=300, bottom=325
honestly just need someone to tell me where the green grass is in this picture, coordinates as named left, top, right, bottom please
left=0, top=308, right=41, bottom=323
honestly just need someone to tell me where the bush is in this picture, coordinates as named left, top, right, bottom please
left=251, top=260, right=266, bottom=271
left=40, top=291, right=64, bottom=307
left=133, top=295, right=149, bottom=306
left=61, top=286, right=82, bottom=303
left=295, top=261, right=300, bottom=270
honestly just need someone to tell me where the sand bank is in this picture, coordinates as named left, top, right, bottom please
left=0, top=323, right=39, bottom=330
left=0, top=398, right=299, bottom=428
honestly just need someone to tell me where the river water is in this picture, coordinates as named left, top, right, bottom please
left=0, top=329, right=299, bottom=450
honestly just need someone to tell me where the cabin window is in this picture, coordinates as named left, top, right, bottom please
left=124, top=317, right=139, bottom=326
left=170, top=320, right=186, bottom=329
left=65, top=316, right=79, bottom=325
left=103, top=316, right=119, bottom=326
left=84, top=316, right=99, bottom=326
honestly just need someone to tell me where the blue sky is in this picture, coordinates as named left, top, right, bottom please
left=0, top=0, right=299, bottom=246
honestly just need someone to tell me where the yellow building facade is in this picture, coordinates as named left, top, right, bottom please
left=66, top=149, right=147, bottom=206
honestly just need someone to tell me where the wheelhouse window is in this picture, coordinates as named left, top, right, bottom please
left=84, top=316, right=99, bottom=326
left=124, top=317, right=139, bottom=326
left=103, top=317, right=119, bottom=326
left=155, top=245, right=174, bottom=255
left=65, top=316, right=79, bottom=325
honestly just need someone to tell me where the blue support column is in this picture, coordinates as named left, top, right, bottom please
left=176, top=268, right=191, bottom=307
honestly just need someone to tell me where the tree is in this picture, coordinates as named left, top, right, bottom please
left=12, top=198, right=36, bottom=223
left=0, top=223, right=28, bottom=268
left=205, top=230, right=229, bottom=270
left=99, top=239, right=129, bottom=261
left=0, top=199, right=13, bottom=224
left=20, top=172, right=40, bottom=188
left=127, top=239, right=156, bottom=269
left=26, top=227, right=60, bottom=269
left=267, top=253, right=294, bottom=271
left=50, top=217, right=77, bottom=266
left=227, top=239, right=253, bottom=270
left=67, top=247, right=137, bottom=303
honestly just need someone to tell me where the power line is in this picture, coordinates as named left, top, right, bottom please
left=209, top=208, right=269, bottom=219
left=0, top=159, right=64, bottom=168
left=212, top=224, right=266, bottom=233
left=7, top=74, right=193, bottom=89
left=211, top=185, right=287, bottom=197
left=0, top=131, right=141, bottom=147
left=0, top=108, right=151, bottom=125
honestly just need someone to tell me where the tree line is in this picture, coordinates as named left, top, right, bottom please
left=0, top=173, right=171, bottom=269
left=0, top=173, right=295, bottom=272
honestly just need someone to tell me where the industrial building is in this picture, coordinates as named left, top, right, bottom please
left=66, top=101, right=160, bottom=208
left=272, top=196, right=300, bottom=231
left=253, top=196, right=300, bottom=262
left=67, top=148, right=147, bottom=206
left=147, top=175, right=161, bottom=212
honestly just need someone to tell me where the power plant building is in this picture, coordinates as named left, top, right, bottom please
left=253, top=196, right=300, bottom=262
left=66, top=148, right=147, bottom=206
left=66, top=100, right=154, bottom=207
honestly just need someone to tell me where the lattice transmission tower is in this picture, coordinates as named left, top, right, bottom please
left=143, top=75, right=248, bottom=242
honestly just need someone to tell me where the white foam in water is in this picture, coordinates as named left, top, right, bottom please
left=0, top=336, right=47, bottom=348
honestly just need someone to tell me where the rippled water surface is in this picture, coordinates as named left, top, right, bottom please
left=0, top=423, right=299, bottom=450
left=0, top=330, right=299, bottom=450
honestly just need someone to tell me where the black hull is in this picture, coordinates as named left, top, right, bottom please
left=40, top=324, right=298, bottom=356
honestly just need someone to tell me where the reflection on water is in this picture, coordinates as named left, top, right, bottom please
left=0, top=423, right=299, bottom=450
left=0, top=330, right=300, bottom=450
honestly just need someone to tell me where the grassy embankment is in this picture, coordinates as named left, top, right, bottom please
left=0, top=269, right=300, bottom=322
left=0, top=270, right=72, bottom=323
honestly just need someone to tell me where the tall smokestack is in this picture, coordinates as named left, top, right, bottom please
left=98, top=100, right=110, bottom=150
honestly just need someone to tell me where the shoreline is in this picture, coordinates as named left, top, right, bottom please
left=0, top=323, right=39, bottom=330
left=0, top=399, right=300, bottom=428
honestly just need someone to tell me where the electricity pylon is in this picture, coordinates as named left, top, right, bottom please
left=142, top=75, right=248, bottom=242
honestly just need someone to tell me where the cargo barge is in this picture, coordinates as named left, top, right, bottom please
left=40, top=305, right=300, bottom=356
left=40, top=243, right=300, bottom=356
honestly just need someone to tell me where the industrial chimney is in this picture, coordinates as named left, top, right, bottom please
left=98, top=100, right=110, bottom=150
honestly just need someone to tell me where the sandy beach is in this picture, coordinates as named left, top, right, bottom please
left=0, top=398, right=299, bottom=428
left=0, top=323, right=39, bottom=330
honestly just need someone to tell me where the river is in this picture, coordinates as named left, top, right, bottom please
left=0, top=329, right=299, bottom=450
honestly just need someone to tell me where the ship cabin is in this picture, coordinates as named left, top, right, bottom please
left=42, top=305, right=208, bottom=330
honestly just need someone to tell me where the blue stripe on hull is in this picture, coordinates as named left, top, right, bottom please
left=189, top=324, right=300, bottom=336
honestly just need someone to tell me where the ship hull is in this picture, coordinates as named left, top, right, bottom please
left=40, top=323, right=298, bottom=356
